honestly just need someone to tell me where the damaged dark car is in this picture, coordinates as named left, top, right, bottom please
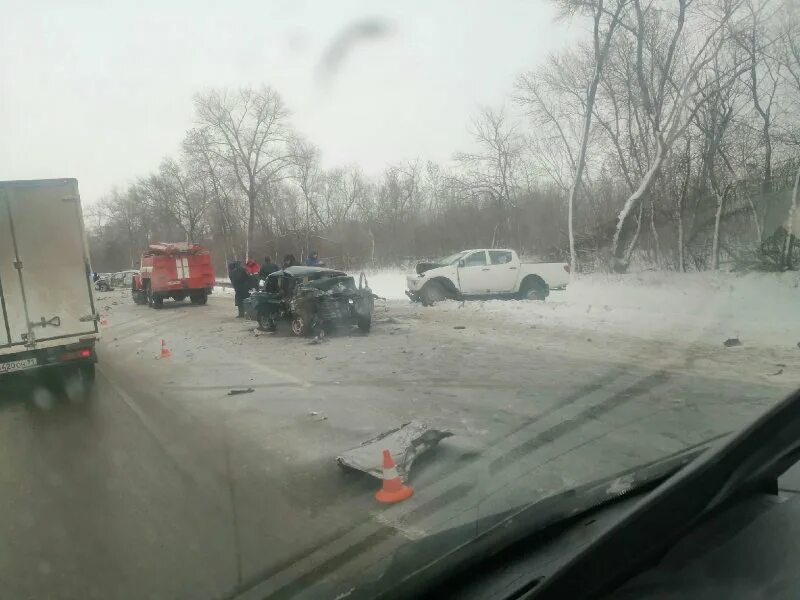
left=243, top=266, right=375, bottom=337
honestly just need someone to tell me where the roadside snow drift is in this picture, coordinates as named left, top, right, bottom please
left=428, top=271, right=800, bottom=349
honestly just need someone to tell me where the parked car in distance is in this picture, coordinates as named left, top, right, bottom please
left=110, top=270, right=139, bottom=289
left=94, top=273, right=112, bottom=291
left=95, top=270, right=138, bottom=292
left=406, top=249, right=570, bottom=305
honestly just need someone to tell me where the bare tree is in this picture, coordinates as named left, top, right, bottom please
left=560, top=0, right=628, bottom=271
left=454, top=107, right=525, bottom=247
left=610, top=0, right=746, bottom=263
left=193, top=87, right=291, bottom=259
left=159, top=157, right=211, bottom=243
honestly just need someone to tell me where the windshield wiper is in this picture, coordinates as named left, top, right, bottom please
left=529, top=387, right=800, bottom=599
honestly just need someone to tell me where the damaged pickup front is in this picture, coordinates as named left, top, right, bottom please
left=243, top=266, right=375, bottom=337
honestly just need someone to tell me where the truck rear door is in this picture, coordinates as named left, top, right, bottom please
left=486, top=250, right=519, bottom=292
left=0, top=179, right=97, bottom=349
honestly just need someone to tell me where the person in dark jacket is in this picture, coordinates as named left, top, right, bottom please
left=282, top=254, right=298, bottom=269
left=305, top=251, right=323, bottom=267
left=228, top=260, right=255, bottom=318
left=259, top=256, right=279, bottom=280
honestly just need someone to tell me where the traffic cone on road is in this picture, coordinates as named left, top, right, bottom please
left=160, top=339, right=172, bottom=359
left=375, top=449, right=414, bottom=504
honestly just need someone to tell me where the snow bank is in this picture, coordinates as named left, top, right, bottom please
left=434, top=271, right=800, bottom=348
left=361, top=270, right=409, bottom=300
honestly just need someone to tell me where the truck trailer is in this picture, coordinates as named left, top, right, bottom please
left=0, top=179, right=99, bottom=382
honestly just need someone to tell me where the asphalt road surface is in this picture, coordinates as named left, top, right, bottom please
left=0, top=290, right=796, bottom=599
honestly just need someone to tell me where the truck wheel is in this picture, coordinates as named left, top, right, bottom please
left=79, top=363, right=96, bottom=383
left=420, top=281, right=446, bottom=306
left=357, top=316, right=372, bottom=333
left=149, top=291, right=163, bottom=309
left=520, top=277, right=549, bottom=301
left=190, top=293, right=207, bottom=305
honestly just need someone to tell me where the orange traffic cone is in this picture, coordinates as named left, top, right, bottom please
left=160, top=339, right=172, bottom=359
left=375, top=449, right=414, bottom=504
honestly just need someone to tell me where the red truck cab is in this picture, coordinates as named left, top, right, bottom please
left=132, top=242, right=215, bottom=308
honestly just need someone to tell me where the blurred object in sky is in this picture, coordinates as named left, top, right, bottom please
left=316, top=17, right=395, bottom=87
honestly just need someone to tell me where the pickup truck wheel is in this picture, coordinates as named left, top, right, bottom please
left=97, top=282, right=109, bottom=292
left=520, top=278, right=548, bottom=301
left=420, top=281, right=446, bottom=306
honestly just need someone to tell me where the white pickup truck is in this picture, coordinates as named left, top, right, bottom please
left=0, top=179, right=99, bottom=382
left=406, top=249, right=570, bottom=305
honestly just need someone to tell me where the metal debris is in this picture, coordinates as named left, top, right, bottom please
left=336, top=420, right=453, bottom=481
left=723, top=338, right=742, bottom=347
left=227, top=387, right=255, bottom=396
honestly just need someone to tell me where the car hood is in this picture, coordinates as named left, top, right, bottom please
left=416, top=261, right=444, bottom=275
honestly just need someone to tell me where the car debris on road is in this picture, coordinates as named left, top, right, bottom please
left=336, top=421, right=453, bottom=481
left=227, top=387, right=255, bottom=396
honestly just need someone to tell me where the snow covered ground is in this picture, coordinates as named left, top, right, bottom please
left=364, top=269, right=800, bottom=349
left=214, top=268, right=798, bottom=349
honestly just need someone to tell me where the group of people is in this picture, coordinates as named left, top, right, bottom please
left=227, top=251, right=325, bottom=318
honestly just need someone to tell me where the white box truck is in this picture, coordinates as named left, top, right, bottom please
left=0, top=179, right=99, bottom=382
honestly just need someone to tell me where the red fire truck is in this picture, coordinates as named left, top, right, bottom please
left=131, top=243, right=215, bottom=308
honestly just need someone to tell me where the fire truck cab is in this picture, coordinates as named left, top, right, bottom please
left=132, top=243, right=215, bottom=309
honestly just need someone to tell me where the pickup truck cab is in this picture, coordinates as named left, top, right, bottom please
left=406, top=249, right=569, bottom=305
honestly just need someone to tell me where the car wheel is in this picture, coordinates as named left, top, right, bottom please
left=290, top=316, right=309, bottom=336
left=420, top=281, right=446, bottom=306
left=258, top=313, right=276, bottom=332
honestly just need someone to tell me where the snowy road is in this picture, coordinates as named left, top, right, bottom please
left=0, top=289, right=797, bottom=599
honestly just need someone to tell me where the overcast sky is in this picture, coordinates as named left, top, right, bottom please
left=1, top=0, right=580, bottom=204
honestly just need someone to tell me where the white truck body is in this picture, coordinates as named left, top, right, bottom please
left=406, top=249, right=569, bottom=304
left=0, top=179, right=99, bottom=377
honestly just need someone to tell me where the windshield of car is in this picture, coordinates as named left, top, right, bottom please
left=2, top=2, right=799, bottom=599
left=439, top=252, right=468, bottom=265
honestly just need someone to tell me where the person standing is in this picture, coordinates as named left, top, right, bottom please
left=245, top=259, right=260, bottom=276
left=228, top=260, right=253, bottom=318
left=259, top=256, right=279, bottom=280
left=282, top=254, right=298, bottom=269
left=305, top=251, right=323, bottom=266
